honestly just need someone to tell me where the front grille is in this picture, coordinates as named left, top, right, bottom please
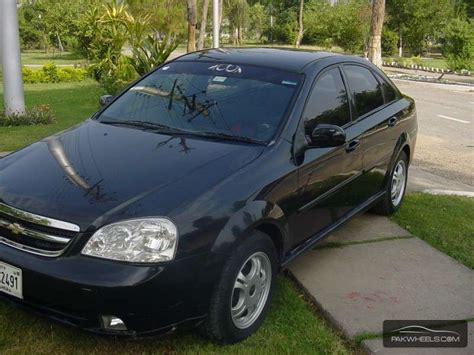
left=0, top=203, right=80, bottom=257
left=0, top=211, right=77, bottom=239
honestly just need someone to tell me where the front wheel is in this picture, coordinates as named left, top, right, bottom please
left=372, top=151, right=408, bottom=215
left=203, top=231, right=277, bottom=344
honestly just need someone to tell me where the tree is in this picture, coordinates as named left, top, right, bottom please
left=226, top=0, right=249, bottom=45
left=127, top=0, right=186, bottom=36
left=249, top=2, right=267, bottom=41
left=295, top=0, right=304, bottom=47
left=367, top=0, right=385, bottom=67
left=187, top=0, right=197, bottom=52
left=442, top=18, right=474, bottom=71
left=198, top=0, right=210, bottom=50
left=386, top=0, right=455, bottom=56
left=86, top=2, right=180, bottom=93
left=304, top=0, right=370, bottom=53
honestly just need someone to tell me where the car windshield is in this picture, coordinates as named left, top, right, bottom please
left=97, top=61, right=302, bottom=143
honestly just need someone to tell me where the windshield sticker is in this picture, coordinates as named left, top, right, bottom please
left=212, top=76, right=227, bottom=82
left=161, top=66, right=170, bottom=71
left=281, top=80, right=297, bottom=86
left=208, top=64, right=242, bottom=74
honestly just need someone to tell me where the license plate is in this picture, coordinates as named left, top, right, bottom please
left=0, top=261, right=23, bottom=299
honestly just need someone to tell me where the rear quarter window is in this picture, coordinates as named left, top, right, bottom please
left=378, top=75, right=399, bottom=103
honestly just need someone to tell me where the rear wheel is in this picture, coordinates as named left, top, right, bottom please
left=372, top=151, right=408, bottom=215
left=203, top=231, right=277, bottom=344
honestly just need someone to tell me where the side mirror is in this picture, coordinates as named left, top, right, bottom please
left=99, top=95, right=114, bottom=107
left=309, top=124, right=346, bottom=148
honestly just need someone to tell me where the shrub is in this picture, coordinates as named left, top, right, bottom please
left=382, top=28, right=398, bottom=56
left=41, top=63, right=60, bottom=83
left=131, top=35, right=179, bottom=76
left=303, top=0, right=370, bottom=53
left=442, top=18, right=474, bottom=71
left=22, top=64, right=88, bottom=84
left=0, top=105, right=56, bottom=126
left=393, top=57, right=412, bottom=66
left=57, top=67, right=88, bottom=82
left=410, top=55, right=423, bottom=66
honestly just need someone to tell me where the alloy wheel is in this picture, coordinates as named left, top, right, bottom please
left=391, top=160, right=406, bottom=206
left=230, top=251, right=272, bottom=329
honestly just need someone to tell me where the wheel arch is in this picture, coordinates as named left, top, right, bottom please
left=211, top=200, right=290, bottom=263
left=402, top=144, right=411, bottom=165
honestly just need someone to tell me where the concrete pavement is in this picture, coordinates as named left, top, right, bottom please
left=408, top=165, right=474, bottom=194
left=288, top=215, right=474, bottom=354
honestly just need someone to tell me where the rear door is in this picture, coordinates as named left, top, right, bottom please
left=288, top=66, right=366, bottom=248
left=341, top=64, right=403, bottom=197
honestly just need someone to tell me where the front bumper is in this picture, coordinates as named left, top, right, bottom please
left=0, top=244, right=217, bottom=336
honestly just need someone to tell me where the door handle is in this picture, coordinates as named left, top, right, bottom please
left=345, top=139, right=360, bottom=153
left=388, top=116, right=398, bottom=127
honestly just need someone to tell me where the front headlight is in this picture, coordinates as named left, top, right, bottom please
left=81, top=218, right=178, bottom=263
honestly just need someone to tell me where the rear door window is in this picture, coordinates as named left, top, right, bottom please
left=343, top=65, right=385, bottom=117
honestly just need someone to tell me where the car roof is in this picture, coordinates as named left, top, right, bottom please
left=173, top=47, right=342, bottom=72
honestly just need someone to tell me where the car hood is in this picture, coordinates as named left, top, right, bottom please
left=0, top=120, right=264, bottom=230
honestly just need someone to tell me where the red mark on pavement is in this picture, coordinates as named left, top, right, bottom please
left=345, top=290, right=399, bottom=308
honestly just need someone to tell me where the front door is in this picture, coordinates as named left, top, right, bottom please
left=288, top=66, right=366, bottom=248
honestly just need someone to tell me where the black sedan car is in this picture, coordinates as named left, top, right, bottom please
left=0, top=48, right=416, bottom=343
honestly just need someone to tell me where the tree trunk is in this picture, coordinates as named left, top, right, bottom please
left=187, top=0, right=197, bottom=52
left=367, top=0, right=385, bottom=68
left=219, top=0, right=223, bottom=30
left=295, top=0, right=304, bottom=48
left=398, top=30, right=403, bottom=57
left=233, top=27, right=238, bottom=45
left=197, top=0, right=209, bottom=50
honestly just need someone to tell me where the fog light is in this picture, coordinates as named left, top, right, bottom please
left=100, top=315, right=127, bottom=331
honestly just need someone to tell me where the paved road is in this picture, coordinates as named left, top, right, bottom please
left=393, top=79, right=474, bottom=186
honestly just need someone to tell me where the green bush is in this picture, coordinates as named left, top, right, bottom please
left=442, top=18, right=474, bottom=71
left=0, top=105, right=56, bottom=126
left=394, top=57, right=412, bottom=66
left=410, top=55, right=423, bottom=66
left=303, top=0, right=370, bottom=53
left=22, top=64, right=88, bottom=84
left=41, top=63, right=60, bottom=82
left=382, top=28, right=398, bottom=56
left=270, top=7, right=298, bottom=44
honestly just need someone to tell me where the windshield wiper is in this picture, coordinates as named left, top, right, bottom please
left=100, top=120, right=187, bottom=134
left=196, top=132, right=267, bottom=145
left=100, top=120, right=266, bottom=145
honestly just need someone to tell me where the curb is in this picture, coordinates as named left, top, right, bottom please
left=387, top=73, right=474, bottom=87
left=422, top=189, right=474, bottom=198
left=383, top=61, right=472, bottom=77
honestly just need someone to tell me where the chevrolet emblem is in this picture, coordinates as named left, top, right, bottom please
left=7, top=223, right=25, bottom=235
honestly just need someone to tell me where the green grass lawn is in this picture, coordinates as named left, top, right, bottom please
left=383, top=56, right=450, bottom=70
left=0, top=80, right=102, bottom=152
left=0, top=277, right=350, bottom=354
left=419, top=58, right=449, bottom=69
left=21, top=50, right=88, bottom=66
left=392, top=193, right=474, bottom=269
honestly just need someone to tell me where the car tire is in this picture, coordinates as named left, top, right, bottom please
left=372, top=151, right=408, bottom=216
left=203, top=231, right=277, bottom=344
